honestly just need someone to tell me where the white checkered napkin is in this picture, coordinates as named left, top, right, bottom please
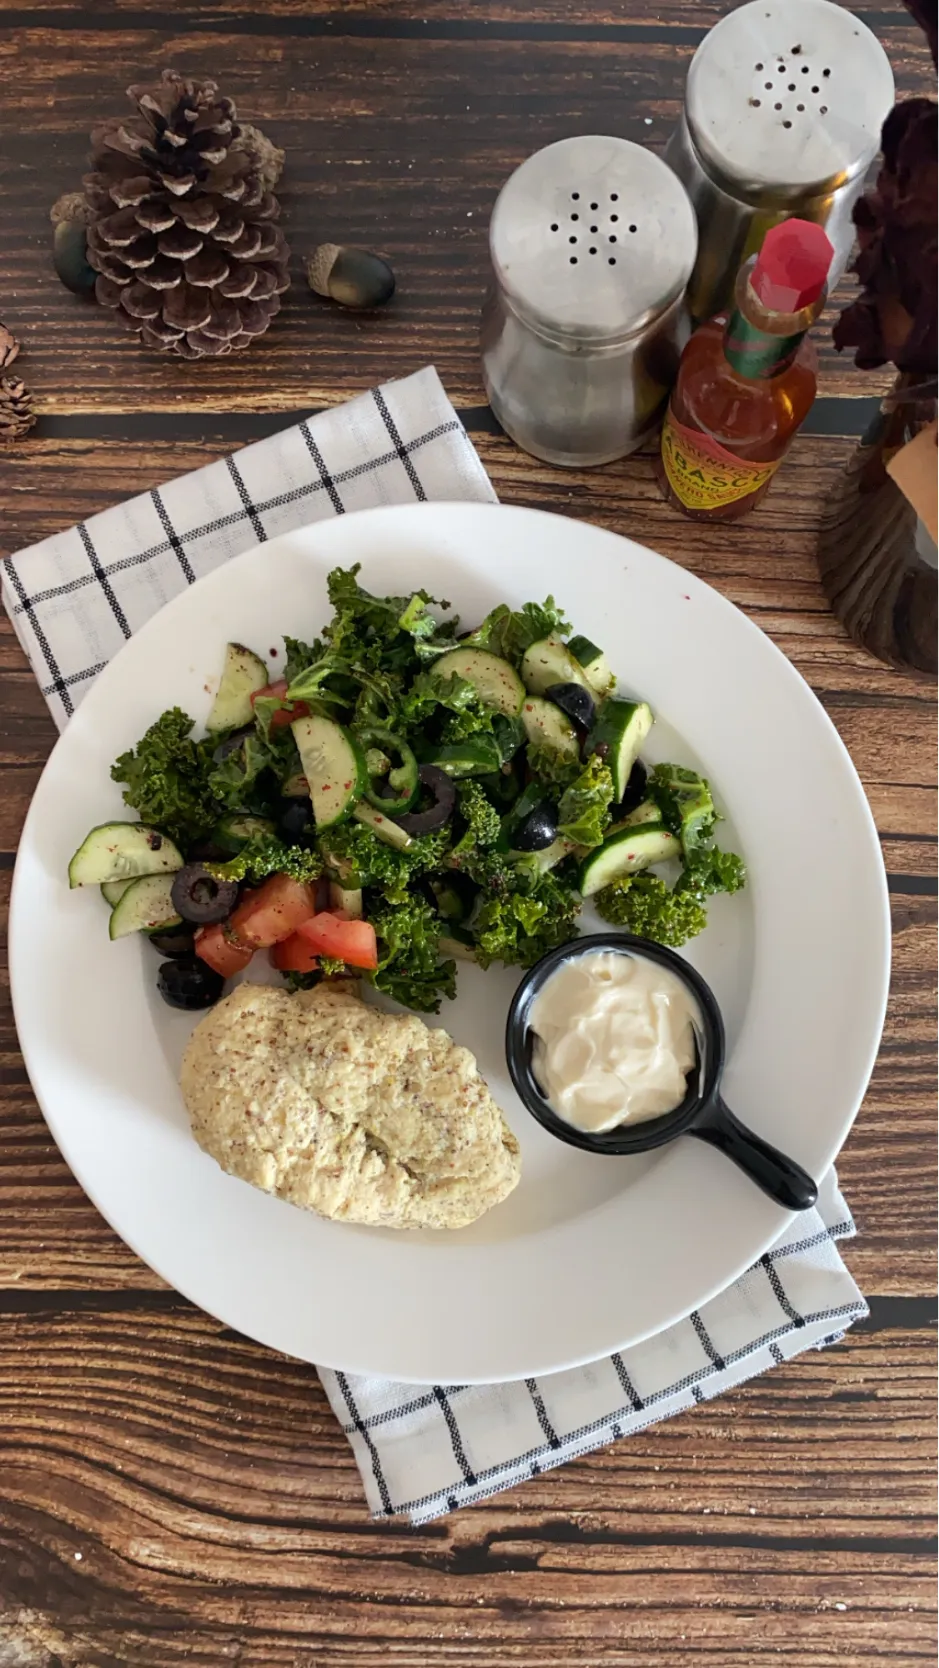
left=0, top=366, right=496, bottom=731
left=2, top=364, right=866, bottom=1522
left=321, top=1171, right=866, bottom=1523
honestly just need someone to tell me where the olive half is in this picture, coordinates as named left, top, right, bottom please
left=148, top=923, right=197, bottom=958
left=513, top=802, right=559, bottom=852
left=544, top=681, right=596, bottom=729
left=170, top=862, right=239, bottom=925
left=156, top=955, right=224, bottom=1011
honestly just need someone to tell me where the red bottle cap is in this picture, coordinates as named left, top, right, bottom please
left=750, top=220, right=834, bottom=313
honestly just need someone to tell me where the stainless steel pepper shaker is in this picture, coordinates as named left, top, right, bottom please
left=481, top=135, right=698, bottom=467
left=666, top=0, right=894, bottom=323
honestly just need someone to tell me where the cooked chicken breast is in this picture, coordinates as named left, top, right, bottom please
left=180, top=982, right=521, bottom=1230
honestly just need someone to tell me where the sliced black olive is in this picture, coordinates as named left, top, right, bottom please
left=394, top=764, right=457, bottom=835
left=513, top=801, right=559, bottom=852
left=618, top=759, right=648, bottom=815
left=278, top=798, right=313, bottom=841
left=148, top=923, right=196, bottom=958
left=544, top=681, right=596, bottom=729
left=212, top=725, right=253, bottom=763
left=156, top=955, right=224, bottom=1011
left=171, top=862, right=239, bottom=925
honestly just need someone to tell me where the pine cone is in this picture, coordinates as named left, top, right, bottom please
left=0, top=375, right=35, bottom=444
left=0, top=320, right=21, bottom=369
left=81, top=71, right=289, bottom=358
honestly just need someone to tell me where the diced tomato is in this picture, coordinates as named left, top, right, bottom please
left=251, top=679, right=309, bottom=729
left=297, top=912, right=378, bottom=971
left=228, top=873, right=318, bottom=949
left=270, top=933, right=321, bottom=974
left=251, top=678, right=288, bottom=703
left=195, top=923, right=255, bottom=979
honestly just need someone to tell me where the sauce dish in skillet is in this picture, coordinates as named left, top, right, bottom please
left=506, top=932, right=818, bottom=1212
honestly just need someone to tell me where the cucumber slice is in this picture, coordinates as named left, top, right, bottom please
left=431, top=648, right=525, bottom=716
left=291, top=714, right=366, bottom=829
left=101, top=879, right=134, bottom=907
left=586, top=699, right=653, bottom=800
left=510, top=836, right=577, bottom=876
left=205, top=642, right=270, bottom=733
left=108, top=873, right=182, bottom=940
left=520, top=636, right=593, bottom=697
left=580, top=824, right=680, bottom=897
left=613, top=799, right=661, bottom=831
left=329, top=882, right=364, bottom=919
left=212, top=814, right=276, bottom=855
left=520, top=696, right=579, bottom=759
left=281, top=772, right=309, bottom=799
left=68, top=822, right=184, bottom=888
left=568, top=634, right=616, bottom=697
left=352, top=801, right=413, bottom=849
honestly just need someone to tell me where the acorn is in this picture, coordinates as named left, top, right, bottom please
left=306, top=243, right=395, bottom=310
left=50, top=193, right=96, bottom=296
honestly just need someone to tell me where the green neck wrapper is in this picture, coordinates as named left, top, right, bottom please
left=723, top=306, right=806, bottom=381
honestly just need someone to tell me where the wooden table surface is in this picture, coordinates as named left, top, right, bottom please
left=0, top=2, right=935, bottom=1664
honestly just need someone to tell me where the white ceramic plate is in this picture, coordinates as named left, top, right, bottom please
left=10, top=503, right=890, bottom=1383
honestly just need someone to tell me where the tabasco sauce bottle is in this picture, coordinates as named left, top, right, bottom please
left=658, top=219, right=834, bottom=521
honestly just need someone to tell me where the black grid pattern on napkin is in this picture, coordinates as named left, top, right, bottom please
left=1, top=379, right=470, bottom=727
left=333, top=1212, right=863, bottom=1523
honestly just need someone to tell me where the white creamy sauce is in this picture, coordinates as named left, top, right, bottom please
left=529, top=951, right=700, bottom=1133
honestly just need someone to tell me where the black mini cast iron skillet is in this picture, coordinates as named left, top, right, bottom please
left=505, top=933, right=818, bottom=1212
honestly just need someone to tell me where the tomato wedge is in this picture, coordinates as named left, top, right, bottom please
left=271, top=933, right=320, bottom=974
left=195, top=923, right=255, bottom=979
left=251, top=679, right=309, bottom=729
left=228, top=874, right=318, bottom=949
left=297, top=912, right=378, bottom=971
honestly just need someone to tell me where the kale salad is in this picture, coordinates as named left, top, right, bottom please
left=67, top=565, right=745, bottom=1014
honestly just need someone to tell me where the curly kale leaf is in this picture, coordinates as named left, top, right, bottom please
left=368, top=895, right=457, bottom=1012
left=321, top=564, right=454, bottom=674
left=205, top=730, right=281, bottom=812
left=595, top=873, right=708, bottom=948
left=557, top=755, right=614, bottom=848
left=452, top=781, right=502, bottom=856
left=526, top=740, right=582, bottom=792
left=207, top=836, right=323, bottom=885
left=648, top=763, right=718, bottom=858
left=395, top=670, right=492, bottom=739
left=110, top=708, right=218, bottom=848
left=320, top=821, right=451, bottom=899
left=283, top=634, right=326, bottom=685
left=461, top=597, right=571, bottom=665
left=677, top=847, right=747, bottom=898
left=473, top=870, right=580, bottom=968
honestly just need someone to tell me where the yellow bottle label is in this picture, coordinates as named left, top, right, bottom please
left=661, top=410, right=781, bottom=511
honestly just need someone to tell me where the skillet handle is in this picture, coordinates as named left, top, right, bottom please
left=690, top=1098, right=818, bottom=1212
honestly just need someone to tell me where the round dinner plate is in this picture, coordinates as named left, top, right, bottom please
left=10, top=503, right=890, bottom=1383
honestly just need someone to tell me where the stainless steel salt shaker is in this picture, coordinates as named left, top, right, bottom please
left=666, top=0, right=895, bottom=323
left=481, top=136, right=698, bottom=467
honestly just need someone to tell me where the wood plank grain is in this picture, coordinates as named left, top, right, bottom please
left=0, top=1307, right=935, bottom=1668
left=0, top=19, right=928, bottom=416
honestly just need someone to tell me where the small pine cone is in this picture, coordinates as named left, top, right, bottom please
left=0, top=375, right=35, bottom=444
left=79, top=70, right=290, bottom=358
left=0, top=321, right=20, bottom=368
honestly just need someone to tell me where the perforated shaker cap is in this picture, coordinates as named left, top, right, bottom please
left=489, top=136, right=698, bottom=343
left=685, top=0, right=895, bottom=203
